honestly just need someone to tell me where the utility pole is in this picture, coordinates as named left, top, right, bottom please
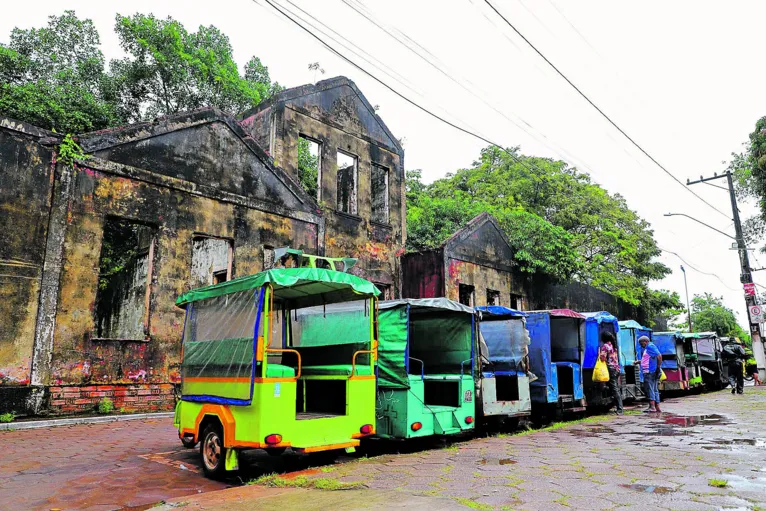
left=688, top=171, right=766, bottom=381
left=680, top=265, right=692, bottom=332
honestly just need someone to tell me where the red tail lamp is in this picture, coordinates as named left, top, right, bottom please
left=265, top=434, right=283, bottom=445
left=411, top=422, right=423, bottom=431
left=360, top=424, right=374, bottom=435
left=465, top=416, right=474, bottom=425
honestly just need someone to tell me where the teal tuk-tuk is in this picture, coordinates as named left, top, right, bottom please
left=475, top=306, right=532, bottom=426
left=617, top=320, right=650, bottom=400
left=375, top=298, right=476, bottom=439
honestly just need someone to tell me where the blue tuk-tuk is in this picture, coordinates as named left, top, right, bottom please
left=617, top=320, right=650, bottom=400
left=475, top=306, right=532, bottom=426
left=581, top=311, right=622, bottom=407
left=526, top=309, right=587, bottom=417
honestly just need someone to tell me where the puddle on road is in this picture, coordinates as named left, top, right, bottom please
left=619, top=483, right=676, bottom=494
left=663, top=414, right=731, bottom=427
left=568, top=426, right=616, bottom=437
left=722, top=475, right=766, bottom=492
left=479, top=458, right=517, bottom=465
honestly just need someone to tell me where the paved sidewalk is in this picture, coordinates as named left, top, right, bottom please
left=1, top=387, right=765, bottom=510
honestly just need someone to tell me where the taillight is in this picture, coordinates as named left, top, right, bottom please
left=265, top=434, right=282, bottom=445
left=465, top=416, right=474, bottom=424
left=411, top=422, right=423, bottom=431
left=360, top=424, right=374, bottom=435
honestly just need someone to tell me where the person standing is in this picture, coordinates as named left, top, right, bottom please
left=599, top=332, right=623, bottom=415
left=635, top=336, right=663, bottom=413
left=723, top=340, right=746, bottom=395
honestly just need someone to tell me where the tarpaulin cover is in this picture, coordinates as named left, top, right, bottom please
left=291, top=300, right=371, bottom=347
left=694, top=333, right=718, bottom=361
left=618, top=320, right=651, bottom=366
left=582, top=312, right=619, bottom=369
left=377, top=299, right=474, bottom=389
left=478, top=317, right=530, bottom=372
left=477, top=306, right=527, bottom=318
left=181, top=289, right=259, bottom=401
left=526, top=312, right=556, bottom=403
left=653, top=332, right=680, bottom=357
left=176, top=268, right=380, bottom=308
left=527, top=309, right=585, bottom=319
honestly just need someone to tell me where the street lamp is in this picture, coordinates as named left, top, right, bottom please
left=680, top=265, right=692, bottom=333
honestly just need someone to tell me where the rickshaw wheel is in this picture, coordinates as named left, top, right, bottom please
left=200, top=424, right=227, bottom=479
left=181, top=436, right=198, bottom=449
left=266, top=447, right=287, bottom=456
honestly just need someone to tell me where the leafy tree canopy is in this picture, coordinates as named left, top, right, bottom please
left=675, top=293, right=751, bottom=347
left=0, top=11, right=282, bottom=132
left=407, top=146, right=670, bottom=304
left=730, top=116, right=766, bottom=250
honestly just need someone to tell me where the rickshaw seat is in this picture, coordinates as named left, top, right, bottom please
left=301, top=364, right=373, bottom=377
left=265, top=364, right=296, bottom=378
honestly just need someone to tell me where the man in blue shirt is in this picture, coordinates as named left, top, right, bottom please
left=635, top=336, right=663, bottom=413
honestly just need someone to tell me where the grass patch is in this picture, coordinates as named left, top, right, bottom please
left=451, top=497, right=493, bottom=510
left=553, top=494, right=571, bottom=507
left=0, top=412, right=14, bottom=423
left=248, top=473, right=364, bottom=491
left=97, top=397, right=114, bottom=414
left=707, top=478, right=728, bottom=488
left=320, top=466, right=336, bottom=473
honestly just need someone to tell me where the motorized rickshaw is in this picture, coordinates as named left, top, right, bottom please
left=692, top=331, right=727, bottom=389
left=174, top=265, right=379, bottom=478
left=475, top=306, right=533, bottom=426
left=375, top=298, right=476, bottom=439
left=526, top=309, right=587, bottom=417
left=617, top=320, right=650, bottom=400
left=653, top=331, right=689, bottom=392
left=581, top=311, right=622, bottom=407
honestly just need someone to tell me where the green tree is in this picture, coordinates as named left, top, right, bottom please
left=0, top=11, right=121, bottom=132
left=644, top=289, right=685, bottom=328
left=407, top=146, right=669, bottom=304
left=111, top=13, right=278, bottom=121
left=296, top=138, right=319, bottom=199
left=685, top=293, right=751, bottom=346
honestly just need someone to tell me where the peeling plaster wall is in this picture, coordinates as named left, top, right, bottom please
left=0, top=126, right=54, bottom=385
left=242, top=80, right=405, bottom=293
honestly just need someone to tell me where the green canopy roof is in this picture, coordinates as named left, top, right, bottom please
left=618, top=320, right=648, bottom=330
left=176, top=268, right=380, bottom=308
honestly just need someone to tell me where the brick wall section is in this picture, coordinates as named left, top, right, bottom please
left=49, top=384, right=176, bottom=414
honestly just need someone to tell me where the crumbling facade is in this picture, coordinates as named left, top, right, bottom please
left=402, top=212, right=647, bottom=322
left=0, top=77, right=405, bottom=415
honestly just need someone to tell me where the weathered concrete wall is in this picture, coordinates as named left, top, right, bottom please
left=242, top=78, right=405, bottom=293
left=401, top=249, right=445, bottom=299
left=444, top=258, right=527, bottom=309
left=0, top=122, right=55, bottom=385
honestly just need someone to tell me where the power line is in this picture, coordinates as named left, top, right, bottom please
left=480, top=0, right=731, bottom=220
left=659, top=247, right=738, bottom=292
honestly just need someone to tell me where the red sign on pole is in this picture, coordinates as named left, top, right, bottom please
left=744, top=283, right=756, bottom=296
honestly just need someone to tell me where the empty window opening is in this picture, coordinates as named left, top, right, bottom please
left=374, top=282, right=393, bottom=301
left=336, top=150, right=357, bottom=214
left=296, top=379, right=347, bottom=418
left=487, top=289, right=500, bottom=306
left=95, top=218, right=156, bottom=340
left=191, top=236, right=232, bottom=287
left=371, top=163, right=389, bottom=223
left=297, top=136, right=321, bottom=200
left=495, top=375, right=520, bottom=402
left=458, top=284, right=475, bottom=307
left=510, top=293, right=522, bottom=310
left=263, top=245, right=275, bottom=270
left=424, top=380, right=460, bottom=407
left=557, top=365, right=575, bottom=396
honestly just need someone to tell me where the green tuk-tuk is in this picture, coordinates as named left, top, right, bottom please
left=375, top=298, right=476, bottom=439
left=174, top=266, right=379, bottom=478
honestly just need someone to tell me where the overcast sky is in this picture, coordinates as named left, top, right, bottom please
left=4, top=0, right=765, bottom=329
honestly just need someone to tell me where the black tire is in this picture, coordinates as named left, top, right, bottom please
left=181, top=435, right=198, bottom=449
left=200, top=424, right=227, bottom=479
left=265, top=447, right=287, bottom=456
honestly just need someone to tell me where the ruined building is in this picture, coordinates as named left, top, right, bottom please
left=0, top=77, right=405, bottom=415
left=402, top=212, right=646, bottom=322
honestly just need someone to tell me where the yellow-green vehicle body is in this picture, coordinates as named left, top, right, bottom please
left=173, top=267, right=379, bottom=466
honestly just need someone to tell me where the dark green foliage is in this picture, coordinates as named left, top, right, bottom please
left=406, top=146, right=670, bottom=304
left=297, top=137, right=319, bottom=199
left=730, top=117, right=766, bottom=251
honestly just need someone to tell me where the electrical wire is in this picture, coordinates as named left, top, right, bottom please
left=659, top=247, right=739, bottom=292
left=480, top=0, right=731, bottom=220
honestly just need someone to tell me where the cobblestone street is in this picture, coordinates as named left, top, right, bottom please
left=2, top=387, right=765, bottom=510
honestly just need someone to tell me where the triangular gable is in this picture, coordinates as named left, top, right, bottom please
left=443, top=213, right=515, bottom=272
left=242, top=76, right=403, bottom=156
left=78, top=109, right=319, bottom=215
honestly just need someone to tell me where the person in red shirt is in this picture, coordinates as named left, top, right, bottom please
left=599, top=332, right=623, bottom=415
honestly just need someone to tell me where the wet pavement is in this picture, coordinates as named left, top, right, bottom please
left=1, top=387, right=765, bottom=510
